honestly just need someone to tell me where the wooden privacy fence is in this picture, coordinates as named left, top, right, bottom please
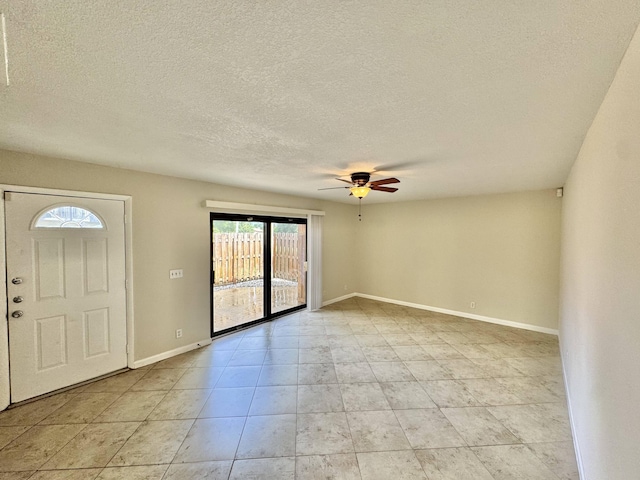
left=213, top=232, right=305, bottom=286
left=213, top=233, right=263, bottom=285
left=272, top=232, right=304, bottom=282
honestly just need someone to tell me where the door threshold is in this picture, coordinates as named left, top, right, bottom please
left=7, top=368, right=129, bottom=409
left=212, top=304, right=307, bottom=338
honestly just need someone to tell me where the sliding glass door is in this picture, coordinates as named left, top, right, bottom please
left=211, top=218, right=266, bottom=333
left=271, top=222, right=307, bottom=314
left=211, top=214, right=307, bottom=336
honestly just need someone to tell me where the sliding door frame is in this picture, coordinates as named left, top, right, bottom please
left=210, top=212, right=307, bottom=337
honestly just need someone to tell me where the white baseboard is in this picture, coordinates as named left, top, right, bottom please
left=559, top=339, right=585, bottom=479
left=133, top=338, right=212, bottom=369
left=322, top=293, right=357, bottom=307
left=324, top=292, right=558, bottom=336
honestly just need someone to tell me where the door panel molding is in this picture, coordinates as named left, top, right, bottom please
left=35, top=314, right=68, bottom=370
left=0, top=185, right=134, bottom=410
left=34, top=237, right=66, bottom=300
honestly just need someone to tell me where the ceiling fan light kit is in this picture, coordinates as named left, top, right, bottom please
left=350, top=186, right=370, bottom=198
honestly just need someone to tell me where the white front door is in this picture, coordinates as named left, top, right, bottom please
left=5, top=192, right=127, bottom=402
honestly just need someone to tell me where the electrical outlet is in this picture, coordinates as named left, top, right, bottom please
left=170, top=269, right=183, bottom=279
left=175, top=329, right=183, bottom=339
left=470, top=302, right=476, bottom=309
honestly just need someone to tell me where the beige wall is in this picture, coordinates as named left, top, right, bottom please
left=355, top=190, right=562, bottom=330
left=321, top=202, right=359, bottom=301
left=560, top=24, right=640, bottom=479
left=0, top=150, right=357, bottom=360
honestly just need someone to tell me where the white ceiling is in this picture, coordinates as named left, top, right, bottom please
left=1, top=1, right=639, bottom=203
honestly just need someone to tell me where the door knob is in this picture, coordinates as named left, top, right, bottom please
left=11, top=311, right=24, bottom=318
left=13, top=296, right=24, bottom=303
left=11, top=278, right=23, bottom=285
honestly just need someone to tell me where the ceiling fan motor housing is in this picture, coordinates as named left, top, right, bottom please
left=351, top=172, right=371, bottom=187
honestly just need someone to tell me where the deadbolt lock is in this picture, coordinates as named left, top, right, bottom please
left=11, top=278, right=23, bottom=285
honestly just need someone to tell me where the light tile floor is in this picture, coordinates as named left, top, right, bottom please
left=0, top=298, right=579, bottom=479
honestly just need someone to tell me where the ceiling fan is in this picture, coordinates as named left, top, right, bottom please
left=318, top=171, right=400, bottom=198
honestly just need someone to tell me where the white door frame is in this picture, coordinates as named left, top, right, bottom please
left=0, top=185, right=135, bottom=410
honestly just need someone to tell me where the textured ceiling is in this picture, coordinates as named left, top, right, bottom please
left=1, top=1, right=639, bottom=203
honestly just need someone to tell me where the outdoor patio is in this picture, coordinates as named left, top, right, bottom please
left=213, top=279, right=302, bottom=332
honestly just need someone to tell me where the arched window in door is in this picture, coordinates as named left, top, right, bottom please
left=33, top=205, right=105, bottom=229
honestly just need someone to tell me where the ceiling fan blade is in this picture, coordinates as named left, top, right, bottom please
left=371, top=185, right=398, bottom=193
left=336, top=178, right=354, bottom=184
left=373, top=159, right=425, bottom=173
left=369, top=177, right=400, bottom=186
left=318, top=186, right=350, bottom=190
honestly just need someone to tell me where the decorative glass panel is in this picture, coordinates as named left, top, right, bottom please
left=35, top=206, right=104, bottom=229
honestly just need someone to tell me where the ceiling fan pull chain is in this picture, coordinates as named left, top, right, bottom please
left=359, top=198, right=362, bottom=221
